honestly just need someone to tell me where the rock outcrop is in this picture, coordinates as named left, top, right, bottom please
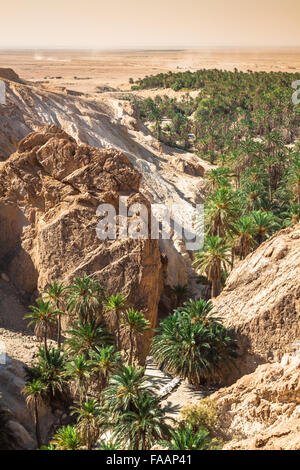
left=211, top=353, right=300, bottom=450
left=0, top=74, right=211, bottom=299
left=0, top=327, right=72, bottom=449
left=0, top=68, right=21, bottom=82
left=0, top=125, right=162, bottom=361
left=213, top=224, right=300, bottom=383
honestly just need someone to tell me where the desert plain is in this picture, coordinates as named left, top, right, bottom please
left=0, top=48, right=300, bottom=94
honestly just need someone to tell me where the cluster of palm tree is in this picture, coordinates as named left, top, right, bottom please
left=193, top=169, right=283, bottom=297
left=22, top=275, right=161, bottom=450
left=21, top=274, right=232, bottom=450
left=133, top=70, right=300, bottom=278
left=152, top=299, right=238, bottom=385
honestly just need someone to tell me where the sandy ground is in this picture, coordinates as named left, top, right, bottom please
left=145, top=357, right=218, bottom=419
left=1, top=48, right=300, bottom=95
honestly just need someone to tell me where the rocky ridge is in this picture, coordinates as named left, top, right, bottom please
left=212, top=352, right=300, bottom=450
left=0, top=73, right=212, bottom=299
left=0, top=125, right=162, bottom=361
left=213, top=223, right=300, bottom=383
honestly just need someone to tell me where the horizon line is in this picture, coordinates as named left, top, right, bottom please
left=1, top=45, right=300, bottom=52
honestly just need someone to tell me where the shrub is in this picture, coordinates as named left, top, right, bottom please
left=180, top=398, right=219, bottom=433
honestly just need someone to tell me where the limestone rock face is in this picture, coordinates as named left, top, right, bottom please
left=213, top=224, right=300, bottom=382
left=0, top=125, right=162, bottom=361
left=0, top=75, right=211, bottom=303
left=212, top=354, right=300, bottom=450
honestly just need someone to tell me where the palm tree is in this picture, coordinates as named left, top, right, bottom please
left=66, top=275, right=104, bottom=322
left=103, top=365, right=150, bottom=413
left=171, top=284, right=188, bottom=307
left=179, top=298, right=218, bottom=324
left=205, top=167, right=231, bottom=192
left=71, top=399, right=102, bottom=450
left=65, top=319, right=113, bottom=358
left=24, top=299, right=58, bottom=353
left=51, top=425, right=82, bottom=450
left=286, top=203, right=300, bottom=225
left=205, top=187, right=240, bottom=237
left=103, top=293, right=126, bottom=351
left=161, top=424, right=211, bottom=450
left=65, top=355, right=93, bottom=404
left=90, top=345, right=121, bottom=390
left=43, top=281, right=66, bottom=347
left=112, top=392, right=171, bottom=450
left=250, top=210, right=279, bottom=244
left=152, top=309, right=237, bottom=385
left=24, top=346, right=69, bottom=402
left=232, top=215, right=257, bottom=260
left=288, top=156, right=300, bottom=204
left=23, top=379, right=46, bottom=449
left=122, top=309, right=150, bottom=365
left=193, top=236, right=231, bottom=298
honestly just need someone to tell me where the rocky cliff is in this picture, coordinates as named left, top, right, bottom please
left=212, top=353, right=300, bottom=450
left=213, top=223, right=300, bottom=383
left=0, top=125, right=162, bottom=361
left=0, top=74, right=211, bottom=299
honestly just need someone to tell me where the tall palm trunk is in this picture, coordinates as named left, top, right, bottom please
left=211, top=280, right=220, bottom=298
left=115, top=309, right=121, bottom=350
left=34, top=398, right=42, bottom=449
left=57, top=315, right=62, bottom=348
left=44, top=324, right=48, bottom=354
left=129, top=329, right=134, bottom=366
left=87, top=428, right=92, bottom=451
left=142, top=431, right=147, bottom=451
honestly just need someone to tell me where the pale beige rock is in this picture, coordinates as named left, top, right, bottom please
left=0, top=125, right=162, bottom=362
left=211, top=355, right=300, bottom=450
left=172, top=157, right=204, bottom=177
left=0, top=75, right=211, bottom=300
left=213, top=224, right=300, bottom=383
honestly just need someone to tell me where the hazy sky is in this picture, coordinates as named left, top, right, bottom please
left=1, top=0, right=300, bottom=49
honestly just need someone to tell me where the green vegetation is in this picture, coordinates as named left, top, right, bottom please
left=50, top=425, right=82, bottom=450
left=21, top=274, right=232, bottom=450
left=23, top=379, right=46, bottom=448
left=132, top=69, right=300, bottom=296
left=122, top=308, right=150, bottom=365
left=152, top=299, right=238, bottom=384
left=161, top=424, right=211, bottom=450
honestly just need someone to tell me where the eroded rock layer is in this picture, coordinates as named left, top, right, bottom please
left=212, top=353, right=300, bottom=450
left=213, top=224, right=300, bottom=383
left=0, top=125, right=162, bottom=361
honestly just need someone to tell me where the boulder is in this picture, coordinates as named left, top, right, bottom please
left=172, top=157, right=205, bottom=177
